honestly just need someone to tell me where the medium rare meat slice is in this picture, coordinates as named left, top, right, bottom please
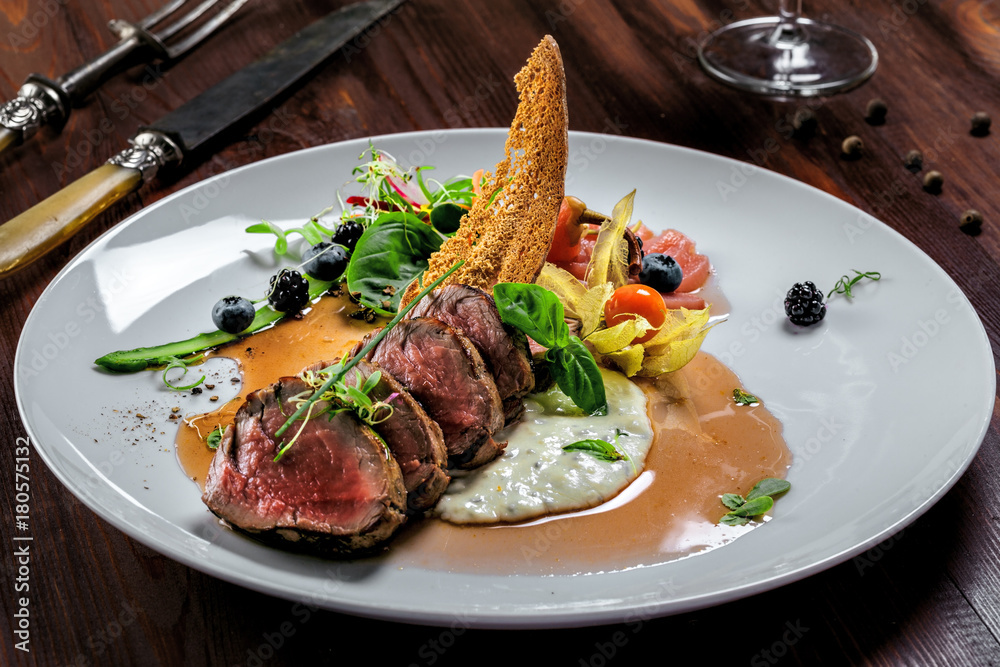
left=361, top=317, right=506, bottom=469
left=407, top=284, right=534, bottom=423
left=303, top=359, right=450, bottom=512
left=202, top=376, right=407, bottom=555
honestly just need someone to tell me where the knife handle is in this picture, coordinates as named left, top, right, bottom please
left=0, top=128, right=17, bottom=158
left=0, top=163, right=142, bottom=278
left=0, top=130, right=181, bottom=278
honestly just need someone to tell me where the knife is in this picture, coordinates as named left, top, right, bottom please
left=0, top=0, right=403, bottom=279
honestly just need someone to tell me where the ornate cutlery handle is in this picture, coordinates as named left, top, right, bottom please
left=0, top=77, right=69, bottom=156
left=0, top=131, right=181, bottom=278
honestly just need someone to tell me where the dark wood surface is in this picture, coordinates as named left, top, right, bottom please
left=2, top=0, right=999, bottom=664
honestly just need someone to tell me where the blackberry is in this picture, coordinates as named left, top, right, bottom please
left=268, top=269, right=310, bottom=313
left=784, top=281, right=826, bottom=326
left=331, top=220, right=364, bottom=252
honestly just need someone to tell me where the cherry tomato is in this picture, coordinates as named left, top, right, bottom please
left=604, top=284, right=667, bottom=344
left=546, top=196, right=588, bottom=263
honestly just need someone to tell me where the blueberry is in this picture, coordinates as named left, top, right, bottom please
left=212, top=296, right=255, bottom=334
left=331, top=220, right=364, bottom=252
left=302, top=241, right=349, bottom=281
left=639, top=253, right=683, bottom=293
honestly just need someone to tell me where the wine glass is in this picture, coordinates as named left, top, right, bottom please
left=697, top=0, right=877, bottom=97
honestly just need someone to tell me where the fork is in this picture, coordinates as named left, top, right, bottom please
left=0, top=0, right=250, bottom=158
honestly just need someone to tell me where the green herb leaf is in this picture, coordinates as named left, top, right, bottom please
left=732, top=388, right=759, bottom=406
left=718, top=477, right=791, bottom=526
left=720, top=514, right=750, bottom=527
left=563, top=438, right=627, bottom=462
left=746, top=478, right=791, bottom=502
left=206, top=425, right=224, bottom=450
left=727, top=495, right=773, bottom=517
left=548, top=337, right=608, bottom=416
left=493, top=283, right=570, bottom=349
left=721, top=493, right=746, bottom=510
left=430, top=202, right=465, bottom=234
left=345, top=212, right=444, bottom=315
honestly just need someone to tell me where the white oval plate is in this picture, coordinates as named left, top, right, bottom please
left=15, top=130, right=994, bottom=628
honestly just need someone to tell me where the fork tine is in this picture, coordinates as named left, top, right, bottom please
left=161, top=0, right=250, bottom=58
left=154, top=0, right=222, bottom=41
left=137, top=0, right=189, bottom=30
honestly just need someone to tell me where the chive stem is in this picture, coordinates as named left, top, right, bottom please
left=273, top=261, right=464, bottom=440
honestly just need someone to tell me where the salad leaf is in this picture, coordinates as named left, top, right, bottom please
left=345, top=212, right=444, bottom=316
left=746, top=478, right=791, bottom=502
left=430, top=202, right=466, bottom=234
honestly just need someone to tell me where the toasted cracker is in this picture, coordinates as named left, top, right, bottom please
left=401, top=35, right=568, bottom=307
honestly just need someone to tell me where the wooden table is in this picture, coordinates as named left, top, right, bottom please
left=2, top=0, right=998, bottom=663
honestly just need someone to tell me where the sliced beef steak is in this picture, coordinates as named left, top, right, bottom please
left=407, top=284, right=534, bottom=423
left=360, top=317, right=506, bottom=469
left=202, top=376, right=407, bottom=555
left=304, top=359, right=450, bottom=512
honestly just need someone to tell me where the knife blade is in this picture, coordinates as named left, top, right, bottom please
left=0, top=0, right=403, bottom=279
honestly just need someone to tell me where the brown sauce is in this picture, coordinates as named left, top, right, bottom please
left=176, top=290, right=791, bottom=574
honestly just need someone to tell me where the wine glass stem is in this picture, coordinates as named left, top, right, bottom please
left=779, top=0, right=803, bottom=21
left=773, top=0, right=806, bottom=45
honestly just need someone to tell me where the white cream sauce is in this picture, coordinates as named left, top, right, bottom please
left=435, top=368, right=654, bottom=524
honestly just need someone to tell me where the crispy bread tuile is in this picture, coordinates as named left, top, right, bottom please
left=401, top=35, right=568, bottom=307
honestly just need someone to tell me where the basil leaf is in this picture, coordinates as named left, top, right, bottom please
left=563, top=438, right=627, bottom=462
left=430, top=202, right=465, bottom=234
left=548, top=337, right=608, bottom=416
left=346, top=212, right=444, bottom=315
left=721, top=493, right=745, bottom=510
left=493, top=283, right=569, bottom=349
left=728, top=495, right=773, bottom=517
left=746, top=478, right=791, bottom=502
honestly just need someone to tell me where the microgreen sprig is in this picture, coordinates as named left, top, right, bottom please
left=272, top=260, right=465, bottom=461
left=161, top=355, right=206, bottom=391
left=720, top=478, right=791, bottom=526
left=827, top=270, right=881, bottom=300
left=732, top=388, right=759, bottom=406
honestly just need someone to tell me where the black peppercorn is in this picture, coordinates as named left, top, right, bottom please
left=903, top=149, right=923, bottom=173
left=841, top=135, right=864, bottom=159
left=792, top=108, right=817, bottom=137
left=865, top=98, right=888, bottom=125
left=959, top=209, right=983, bottom=235
left=971, top=111, right=991, bottom=136
left=923, top=170, right=944, bottom=194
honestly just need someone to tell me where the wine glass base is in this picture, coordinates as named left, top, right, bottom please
left=698, top=17, right=878, bottom=97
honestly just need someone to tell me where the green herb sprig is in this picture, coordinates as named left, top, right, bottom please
left=272, top=261, right=465, bottom=461
left=493, top=283, right=608, bottom=416
left=732, top=388, right=759, bottom=406
left=827, top=270, right=881, bottom=300
left=563, top=429, right=629, bottom=463
left=206, top=425, right=224, bottom=450
left=720, top=478, right=791, bottom=526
